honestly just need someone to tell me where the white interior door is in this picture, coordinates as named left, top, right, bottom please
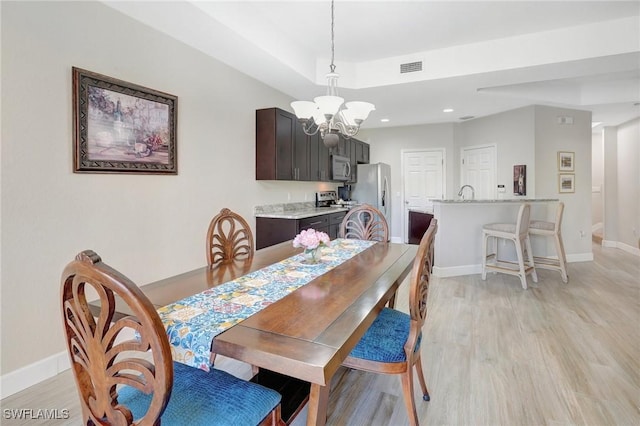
left=402, top=149, right=445, bottom=242
left=461, top=145, right=496, bottom=200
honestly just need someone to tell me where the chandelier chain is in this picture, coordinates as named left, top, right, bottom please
left=330, top=0, right=335, bottom=73
left=289, top=0, right=374, bottom=147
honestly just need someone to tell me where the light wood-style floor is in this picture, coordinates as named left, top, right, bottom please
left=2, top=243, right=638, bottom=425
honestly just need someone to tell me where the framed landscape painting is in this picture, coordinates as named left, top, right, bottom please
left=73, top=67, right=177, bottom=174
left=558, top=151, right=574, bottom=172
left=559, top=173, right=575, bottom=193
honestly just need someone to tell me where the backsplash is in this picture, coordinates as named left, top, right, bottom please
left=254, top=202, right=316, bottom=215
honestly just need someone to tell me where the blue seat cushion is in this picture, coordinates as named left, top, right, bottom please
left=118, top=361, right=281, bottom=426
left=349, top=307, right=422, bottom=363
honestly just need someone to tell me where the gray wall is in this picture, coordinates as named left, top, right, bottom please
left=1, top=1, right=326, bottom=376
left=358, top=123, right=455, bottom=241
left=533, top=105, right=593, bottom=257
left=592, top=133, right=604, bottom=228
left=601, top=118, right=640, bottom=251
left=455, top=106, right=536, bottom=196
left=615, top=118, right=640, bottom=249
left=358, top=106, right=594, bottom=259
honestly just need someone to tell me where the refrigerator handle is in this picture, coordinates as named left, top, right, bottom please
left=382, top=176, right=388, bottom=215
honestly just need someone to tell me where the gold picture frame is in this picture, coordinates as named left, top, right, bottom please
left=73, top=67, right=178, bottom=174
left=559, top=173, right=575, bottom=193
left=558, top=151, right=574, bottom=172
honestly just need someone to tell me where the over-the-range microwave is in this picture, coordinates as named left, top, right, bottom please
left=331, top=155, right=352, bottom=181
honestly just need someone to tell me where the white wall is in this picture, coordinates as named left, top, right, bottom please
left=534, top=105, right=593, bottom=259
left=359, top=105, right=593, bottom=260
left=615, top=118, right=640, bottom=250
left=357, top=123, right=455, bottom=242
left=455, top=106, right=536, bottom=198
left=0, top=1, right=326, bottom=379
left=592, top=133, right=604, bottom=228
left=601, top=119, right=640, bottom=254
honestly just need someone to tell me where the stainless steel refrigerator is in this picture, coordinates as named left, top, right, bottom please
left=351, top=163, right=392, bottom=225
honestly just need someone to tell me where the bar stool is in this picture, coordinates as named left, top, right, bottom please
left=529, top=202, right=568, bottom=283
left=482, top=203, right=538, bottom=290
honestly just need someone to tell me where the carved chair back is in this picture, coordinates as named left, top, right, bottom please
left=339, top=204, right=389, bottom=242
left=408, top=219, right=438, bottom=339
left=206, top=208, right=254, bottom=266
left=61, top=250, right=173, bottom=425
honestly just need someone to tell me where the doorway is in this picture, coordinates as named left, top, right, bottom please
left=460, top=144, right=497, bottom=199
left=401, top=149, right=445, bottom=242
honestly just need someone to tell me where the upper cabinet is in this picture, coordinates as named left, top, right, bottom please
left=256, top=107, right=369, bottom=182
left=256, top=108, right=309, bottom=181
left=354, top=139, right=370, bottom=164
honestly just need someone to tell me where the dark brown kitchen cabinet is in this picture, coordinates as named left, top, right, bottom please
left=347, top=138, right=369, bottom=183
left=355, top=139, right=370, bottom=164
left=336, top=135, right=350, bottom=158
left=256, top=211, right=347, bottom=249
left=256, top=107, right=369, bottom=182
left=309, top=132, right=332, bottom=182
left=328, top=211, right=347, bottom=239
left=256, top=107, right=310, bottom=181
left=294, top=119, right=310, bottom=180
left=408, top=210, right=434, bottom=244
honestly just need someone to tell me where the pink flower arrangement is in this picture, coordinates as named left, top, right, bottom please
left=292, top=228, right=330, bottom=250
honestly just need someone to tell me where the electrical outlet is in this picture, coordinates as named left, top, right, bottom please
left=579, top=230, right=586, bottom=238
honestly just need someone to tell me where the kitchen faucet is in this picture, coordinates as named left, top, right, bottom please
left=458, top=185, right=475, bottom=200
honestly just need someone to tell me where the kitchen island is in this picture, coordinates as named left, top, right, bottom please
left=432, top=199, right=559, bottom=277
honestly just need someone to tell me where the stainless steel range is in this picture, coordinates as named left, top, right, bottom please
left=315, top=190, right=338, bottom=208
left=316, top=190, right=359, bottom=209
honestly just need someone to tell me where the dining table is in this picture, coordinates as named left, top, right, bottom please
left=91, top=239, right=418, bottom=426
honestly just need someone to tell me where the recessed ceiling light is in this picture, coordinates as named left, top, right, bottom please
left=591, top=122, right=602, bottom=128
left=380, top=118, right=390, bottom=122
left=443, top=108, right=454, bottom=113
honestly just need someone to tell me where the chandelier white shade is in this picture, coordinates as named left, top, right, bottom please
left=290, top=1, right=375, bottom=148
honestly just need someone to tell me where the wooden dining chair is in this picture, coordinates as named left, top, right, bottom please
left=61, top=250, right=284, bottom=426
left=207, top=208, right=254, bottom=266
left=338, top=204, right=389, bottom=242
left=342, top=219, right=438, bottom=426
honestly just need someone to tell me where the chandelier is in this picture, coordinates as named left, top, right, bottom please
left=290, top=0, right=375, bottom=149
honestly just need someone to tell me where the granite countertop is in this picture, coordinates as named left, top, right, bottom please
left=433, top=198, right=559, bottom=204
left=254, top=202, right=349, bottom=219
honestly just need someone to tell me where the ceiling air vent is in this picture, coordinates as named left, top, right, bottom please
left=459, top=115, right=475, bottom=121
left=400, top=61, right=422, bottom=74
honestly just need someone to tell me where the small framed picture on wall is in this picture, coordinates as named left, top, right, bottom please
left=558, top=151, right=574, bottom=171
left=559, top=173, right=575, bottom=193
left=513, top=165, right=526, bottom=195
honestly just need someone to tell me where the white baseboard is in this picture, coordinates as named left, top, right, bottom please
left=433, top=253, right=593, bottom=277
left=390, top=236, right=403, bottom=244
left=1, top=351, right=70, bottom=399
left=566, top=252, right=594, bottom=262
left=433, top=264, right=482, bottom=277
left=602, top=240, right=640, bottom=256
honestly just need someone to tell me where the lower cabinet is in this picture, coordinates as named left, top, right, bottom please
left=328, top=211, right=346, bottom=239
left=408, top=210, right=434, bottom=244
left=256, top=211, right=347, bottom=250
